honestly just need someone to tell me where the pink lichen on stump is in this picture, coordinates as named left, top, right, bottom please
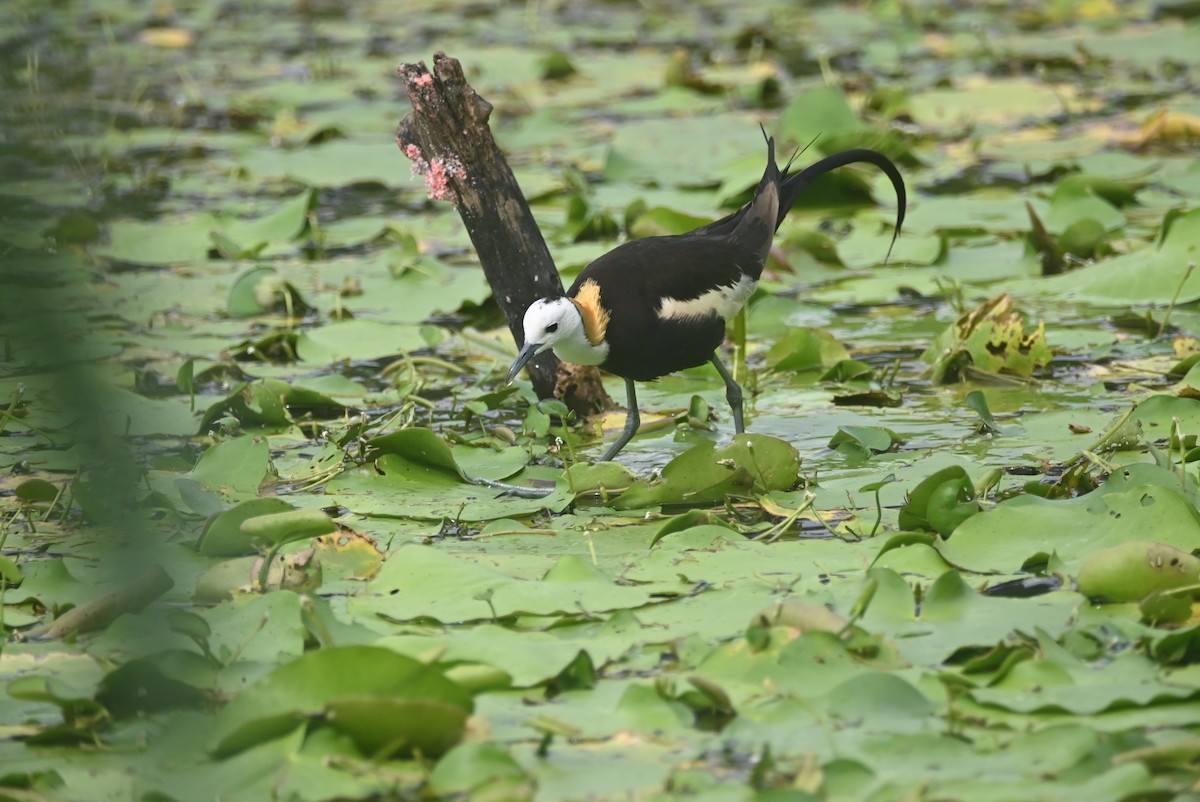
left=424, top=156, right=456, bottom=200
left=402, top=142, right=428, bottom=174
left=398, top=139, right=465, bottom=204
left=413, top=73, right=434, bottom=87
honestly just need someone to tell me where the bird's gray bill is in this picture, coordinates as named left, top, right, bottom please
left=506, top=342, right=541, bottom=384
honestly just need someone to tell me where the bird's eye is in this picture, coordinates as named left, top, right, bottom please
left=545, top=323, right=559, bottom=333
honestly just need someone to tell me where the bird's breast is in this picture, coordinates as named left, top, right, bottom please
left=656, top=274, right=756, bottom=322
left=552, top=335, right=608, bottom=367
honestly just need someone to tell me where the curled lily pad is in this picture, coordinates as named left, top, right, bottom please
left=828, top=425, right=903, bottom=458
left=897, top=466, right=979, bottom=537
left=226, top=266, right=315, bottom=319
left=1076, top=541, right=1200, bottom=603
left=196, top=498, right=297, bottom=556
left=427, top=743, right=530, bottom=797
left=199, top=379, right=346, bottom=432
left=239, top=508, right=337, bottom=547
left=614, top=435, right=800, bottom=511
left=765, top=328, right=850, bottom=373
left=561, top=461, right=638, bottom=497
left=649, top=509, right=739, bottom=547
left=367, top=428, right=465, bottom=478
left=209, top=646, right=473, bottom=759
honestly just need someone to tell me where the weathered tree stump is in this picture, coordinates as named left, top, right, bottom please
left=396, top=52, right=610, bottom=417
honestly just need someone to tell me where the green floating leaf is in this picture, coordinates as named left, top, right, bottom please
left=650, top=509, right=739, bottom=547
left=192, top=558, right=254, bottom=602
left=628, top=206, right=711, bottom=239
left=8, top=675, right=102, bottom=716
left=613, top=435, right=800, bottom=510
left=678, top=675, right=735, bottom=731
left=1031, top=208, right=1200, bottom=305
left=539, top=50, right=578, bottom=81
left=209, top=645, right=473, bottom=759
left=847, top=569, right=1080, bottom=666
left=617, top=683, right=691, bottom=735
left=563, top=193, right=619, bottom=242
left=1139, top=590, right=1193, bottom=626
left=821, top=359, right=874, bottom=383
left=908, top=77, right=1068, bottom=134
left=239, top=508, right=336, bottom=548
left=176, top=358, right=195, bottom=407
left=965, top=390, right=1002, bottom=434
left=1043, top=180, right=1125, bottom=235
left=95, top=652, right=212, bottom=717
left=15, top=478, right=58, bottom=503
left=605, top=116, right=755, bottom=189
left=47, top=210, right=101, bottom=245
left=897, top=466, right=979, bottom=537
left=836, top=227, right=942, bottom=269
left=941, top=475, right=1200, bottom=574
left=1056, top=173, right=1140, bottom=208
left=828, top=425, right=902, bottom=458
left=824, top=671, right=933, bottom=722
left=183, top=436, right=270, bottom=503
left=223, top=331, right=300, bottom=366
left=1076, top=541, right=1200, bottom=603
left=210, top=230, right=265, bottom=261
left=226, top=266, right=314, bottom=319
left=549, top=650, right=598, bottom=694
left=167, top=610, right=212, bottom=653
left=199, top=378, right=346, bottom=432
left=97, top=214, right=217, bottom=266
left=427, top=743, right=530, bottom=797
left=968, top=633, right=1194, bottom=715
left=196, top=497, right=297, bottom=557
left=1059, top=217, right=1108, bottom=259
left=368, top=428, right=466, bottom=480
left=0, top=553, right=22, bottom=585
left=563, top=461, right=639, bottom=497
left=380, top=622, right=626, bottom=689
left=324, top=696, right=468, bottom=759
left=356, top=545, right=661, bottom=623
left=244, top=140, right=407, bottom=187
left=777, top=228, right=840, bottom=264
left=870, top=532, right=939, bottom=566
left=765, top=328, right=850, bottom=373
left=778, top=84, right=913, bottom=164
left=779, top=86, right=864, bottom=140
left=295, top=319, right=427, bottom=364
left=903, top=194, right=1047, bottom=237
left=1131, top=394, right=1200, bottom=439
left=751, top=601, right=847, bottom=634
left=329, top=454, right=572, bottom=521
left=214, top=189, right=315, bottom=254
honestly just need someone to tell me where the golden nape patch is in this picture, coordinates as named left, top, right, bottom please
left=571, top=280, right=611, bottom=346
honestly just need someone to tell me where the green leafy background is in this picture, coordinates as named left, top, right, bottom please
left=3, top=0, right=1200, bottom=800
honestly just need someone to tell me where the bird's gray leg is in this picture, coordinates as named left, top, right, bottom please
left=600, top=378, right=640, bottom=461
left=710, top=354, right=745, bottom=434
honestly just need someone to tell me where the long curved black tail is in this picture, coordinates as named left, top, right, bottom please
left=690, top=143, right=907, bottom=262
left=777, top=148, right=907, bottom=260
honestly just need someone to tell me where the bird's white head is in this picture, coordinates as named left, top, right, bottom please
left=523, top=297, right=582, bottom=353
left=506, top=297, right=590, bottom=383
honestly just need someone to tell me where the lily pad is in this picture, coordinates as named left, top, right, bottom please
left=614, top=435, right=800, bottom=510
left=209, top=646, right=473, bottom=759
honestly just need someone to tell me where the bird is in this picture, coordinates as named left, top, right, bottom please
left=507, top=130, right=906, bottom=461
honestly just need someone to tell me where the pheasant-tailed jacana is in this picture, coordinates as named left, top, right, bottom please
left=507, top=133, right=906, bottom=461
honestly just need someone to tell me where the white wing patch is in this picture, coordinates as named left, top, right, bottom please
left=657, top=274, right=756, bottom=321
